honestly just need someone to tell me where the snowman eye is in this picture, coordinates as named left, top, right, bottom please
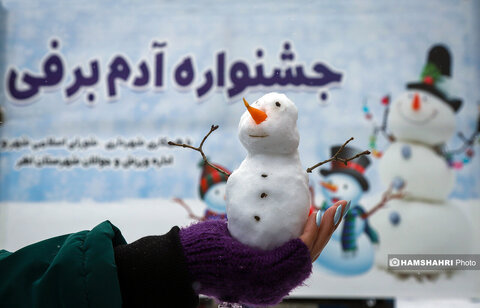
left=215, top=189, right=220, bottom=195
left=343, top=184, right=348, bottom=189
left=275, top=102, right=281, bottom=107
left=422, top=96, right=428, bottom=102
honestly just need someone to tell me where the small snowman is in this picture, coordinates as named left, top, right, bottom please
left=370, top=45, right=472, bottom=275
left=170, top=92, right=369, bottom=251
left=226, top=93, right=311, bottom=250
left=315, top=145, right=379, bottom=276
left=173, top=161, right=230, bottom=221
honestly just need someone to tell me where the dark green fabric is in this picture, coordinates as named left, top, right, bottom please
left=0, top=221, right=127, bottom=308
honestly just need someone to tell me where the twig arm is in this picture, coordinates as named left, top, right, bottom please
left=168, top=125, right=230, bottom=177
left=306, top=137, right=371, bottom=173
left=361, top=184, right=404, bottom=219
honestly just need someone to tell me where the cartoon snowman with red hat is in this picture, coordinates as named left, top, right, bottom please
left=369, top=44, right=473, bottom=276
left=315, top=145, right=379, bottom=276
left=173, top=161, right=231, bottom=221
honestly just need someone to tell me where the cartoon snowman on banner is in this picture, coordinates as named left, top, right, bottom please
left=173, top=161, right=231, bottom=221
left=369, top=45, right=473, bottom=275
left=314, top=146, right=379, bottom=276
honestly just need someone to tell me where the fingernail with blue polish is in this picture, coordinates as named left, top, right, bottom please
left=334, top=205, right=342, bottom=225
left=343, top=200, right=351, bottom=217
left=316, top=211, right=323, bottom=227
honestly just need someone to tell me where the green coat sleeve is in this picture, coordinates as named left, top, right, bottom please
left=0, top=221, right=127, bottom=308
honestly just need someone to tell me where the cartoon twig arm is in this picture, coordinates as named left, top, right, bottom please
left=172, top=197, right=204, bottom=221
left=361, top=182, right=405, bottom=219
left=444, top=103, right=480, bottom=156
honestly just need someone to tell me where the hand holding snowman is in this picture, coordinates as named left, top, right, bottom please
left=170, top=92, right=364, bottom=254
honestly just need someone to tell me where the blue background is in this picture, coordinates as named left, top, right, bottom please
left=0, top=0, right=479, bottom=202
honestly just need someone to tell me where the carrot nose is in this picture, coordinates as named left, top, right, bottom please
left=243, top=98, right=267, bottom=125
left=320, top=181, right=338, bottom=192
left=412, top=93, right=421, bottom=111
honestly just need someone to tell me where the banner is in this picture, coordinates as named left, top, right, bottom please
left=1, top=0, right=479, bottom=299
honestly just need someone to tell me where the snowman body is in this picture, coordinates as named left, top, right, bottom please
left=227, top=152, right=310, bottom=250
left=226, top=92, right=310, bottom=250
left=379, top=141, right=454, bottom=201
left=373, top=199, right=472, bottom=273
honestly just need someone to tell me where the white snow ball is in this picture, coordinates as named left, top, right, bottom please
left=226, top=154, right=310, bottom=250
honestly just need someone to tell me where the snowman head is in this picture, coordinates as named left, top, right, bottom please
left=388, top=90, right=456, bottom=145
left=238, top=92, right=299, bottom=155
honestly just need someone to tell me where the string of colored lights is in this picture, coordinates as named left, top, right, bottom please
left=362, top=96, right=479, bottom=169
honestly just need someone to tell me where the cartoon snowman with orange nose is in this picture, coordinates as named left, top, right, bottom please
left=370, top=45, right=473, bottom=274
left=315, top=146, right=379, bottom=276
left=378, top=46, right=462, bottom=201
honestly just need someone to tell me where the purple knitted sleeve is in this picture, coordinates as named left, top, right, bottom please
left=179, top=219, right=312, bottom=307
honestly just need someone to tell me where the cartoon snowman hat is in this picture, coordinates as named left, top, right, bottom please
left=407, top=44, right=462, bottom=112
left=320, top=145, right=371, bottom=191
left=198, top=160, right=230, bottom=199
